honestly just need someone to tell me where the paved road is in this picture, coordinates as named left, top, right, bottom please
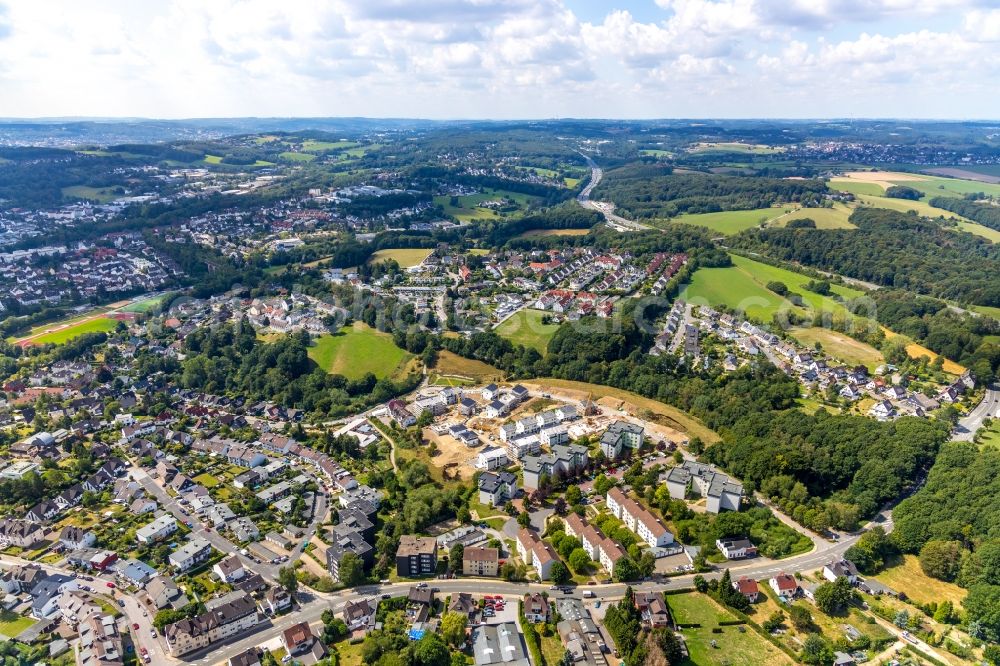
left=0, top=553, right=170, bottom=664
left=186, top=510, right=872, bottom=665
left=130, top=464, right=327, bottom=583
left=954, top=383, right=1000, bottom=441
left=576, top=152, right=651, bottom=232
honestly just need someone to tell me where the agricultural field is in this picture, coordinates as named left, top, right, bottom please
left=831, top=171, right=1000, bottom=199
left=14, top=316, right=118, bottom=346
left=680, top=254, right=865, bottom=324
left=689, top=142, right=785, bottom=155
left=278, top=151, right=317, bottom=162
left=301, top=139, right=360, bottom=152
left=495, top=309, right=560, bottom=354
left=61, top=185, right=122, bottom=203
left=307, top=322, right=414, bottom=381
left=564, top=177, right=582, bottom=188
left=640, top=149, right=673, bottom=157
left=514, top=228, right=592, bottom=239
left=666, top=593, right=793, bottom=666
left=366, top=248, right=433, bottom=268
left=669, top=207, right=792, bottom=235
left=777, top=203, right=856, bottom=230
left=874, top=555, right=966, bottom=607
left=789, top=327, right=884, bottom=370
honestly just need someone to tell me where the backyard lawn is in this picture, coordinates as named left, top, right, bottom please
left=667, top=593, right=793, bottom=666
left=308, top=323, right=415, bottom=381
left=0, top=612, right=36, bottom=638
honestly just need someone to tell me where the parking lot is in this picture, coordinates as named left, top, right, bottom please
left=481, top=595, right=517, bottom=625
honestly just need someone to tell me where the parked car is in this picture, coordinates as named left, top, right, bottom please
left=150, top=629, right=157, bottom=638
left=132, top=623, right=140, bottom=630
left=106, top=582, right=116, bottom=588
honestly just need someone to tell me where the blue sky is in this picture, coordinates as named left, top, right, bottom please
left=0, top=0, right=997, bottom=119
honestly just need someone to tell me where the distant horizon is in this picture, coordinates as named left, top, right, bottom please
left=1, top=1, right=999, bottom=118
left=2, top=116, right=999, bottom=124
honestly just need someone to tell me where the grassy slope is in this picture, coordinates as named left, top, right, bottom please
left=789, top=327, right=884, bottom=370
left=669, top=207, right=793, bottom=235
left=495, top=309, right=560, bottom=354
left=777, top=203, right=856, bottom=230
left=874, top=555, right=966, bottom=606
left=307, top=322, right=413, bottom=381
left=366, top=248, right=434, bottom=268
left=523, top=378, right=719, bottom=444
left=681, top=254, right=864, bottom=323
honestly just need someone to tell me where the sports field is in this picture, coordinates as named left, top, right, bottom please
left=495, top=309, right=560, bottom=354
left=681, top=254, right=865, bottom=323
left=18, top=317, right=118, bottom=346
left=120, top=293, right=171, bottom=313
left=307, top=322, right=414, bottom=381
left=367, top=248, right=433, bottom=268
left=790, top=327, right=883, bottom=369
left=670, top=207, right=791, bottom=235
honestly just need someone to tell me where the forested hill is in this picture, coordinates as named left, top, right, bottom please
left=591, top=164, right=828, bottom=220
left=729, top=207, right=1000, bottom=307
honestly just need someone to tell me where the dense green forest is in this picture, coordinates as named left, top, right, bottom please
left=731, top=208, right=1000, bottom=307
left=892, top=443, right=1000, bottom=641
left=857, top=290, right=1000, bottom=381
left=930, top=195, right=1000, bottom=231
left=592, top=164, right=828, bottom=219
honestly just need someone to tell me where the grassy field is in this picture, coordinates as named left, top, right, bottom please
left=640, top=149, right=673, bottom=157
left=790, top=327, right=884, bottom=369
left=564, top=177, right=582, bottom=188
left=669, top=207, right=792, bottom=235
left=828, top=178, right=886, bottom=196
left=366, top=248, right=433, bottom=268
left=495, top=309, right=559, bottom=354
left=192, top=473, right=220, bottom=488
left=667, top=593, right=792, bottom=666
left=0, top=612, right=36, bottom=638
left=203, top=154, right=224, bottom=164
left=874, top=555, right=966, bottom=607
left=120, top=293, right=171, bottom=313
left=978, top=421, right=1000, bottom=449
left=62, top=185, right=121, bottom=203
left=20, top=317, right=119, bottom=345
left=308, top=323, right=414, bottom=381
left=514, top=228, right=592, bottom=239
left=690, top=142, right=784, bottom=155
left=278, top=151, right=317, bottom=162
left=681, top=254, right=865, bottom=324
left=955, top=221, right=1000, bottom=243
left=432, top=189, right=537, bottom=222
left=301, top=139, right=359, bottom=152
left=777, top=203, right=856, bottom=229
left=431, top=351, right=504, bottom=384
left=523, top=377, right=719, bottom=444
left=881, top=327, right=966, bottom=374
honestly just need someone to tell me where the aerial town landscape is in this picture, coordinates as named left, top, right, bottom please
left=2, top=3, right=1000, bottom=666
